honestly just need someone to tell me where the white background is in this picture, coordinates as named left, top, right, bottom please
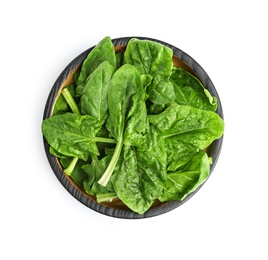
left=1, top=0, right=267, bottom=259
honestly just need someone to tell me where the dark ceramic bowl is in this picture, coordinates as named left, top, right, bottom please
left=43, top=37, right=224, bottom=219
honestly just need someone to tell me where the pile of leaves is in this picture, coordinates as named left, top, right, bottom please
left=42, top=36, right=224, bottom=214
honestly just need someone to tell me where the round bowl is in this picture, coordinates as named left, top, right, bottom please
left=43, top=36, right=224, bottom=219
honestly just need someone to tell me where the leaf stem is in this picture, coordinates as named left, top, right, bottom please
left=64, top=157, right=79, bottom=176
left=98, top=136, right=123, bottom=187
left=94, top=137, right=117, bottom=144
left=62, top=88, right=81, bottom=115
left=96, top=192, right=117, bottom=203
left=61, top=88, right=81, bottom=175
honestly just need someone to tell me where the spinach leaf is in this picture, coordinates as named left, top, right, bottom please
left=123, top=38, right=173, bottom=76
left=82, top=155, right=114, bottom=195
left=98, top=64, right=148, bottom=186
left=147, top=74, right=175, bottom=105
left=111, top=126, right=167, bottom=214
left=106, top=64, right=148, bottom=144
left=140, top=74, right=153, bottom=89
left=80, top=61, right=115, bottom=124
left=42, top=113, right=116, bottom=161
left=135, top=126, right=167, bottom=182
left=164, top=137, right=199, bottom=171
left=171, top=67, right=217, bottom=111
left=112, top=145, right=165, bottom=214
left=146, top=101, right=166, bottom=115
left=49, top=146, right=68, bottom=158
left=159, top=151, right=210, bottom=202
left=76, top=36, right=116, bottom=95
left=123, top=38, right=175, bottom=104
left=148, top=103, right=224, bottom=149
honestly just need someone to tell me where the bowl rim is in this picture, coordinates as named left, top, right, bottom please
left=43, top=36, right=224, bottom=219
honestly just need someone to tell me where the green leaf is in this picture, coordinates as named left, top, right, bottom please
left=49, top=146, right=68, bottom=158
left=148, top=104, right=224, bottom=149
left=112, top=145, right=165, bottom=214
left=140, top=74, right=153, bottom=89
left=135, top=126, right=167, bottom=182
left=106, top=64, right=148, bottom=143
left=165, top=137, right=199, bottom=171
left=98, top=64, right=148, bottom=186
left=82, top=155, right=114, bottom=195
left=123, top=38, right=175, bottom=104
left=111, top=126, right=167, bottom=214
left=146, top=101, right=166, bottom=115
left=80, top=61, right=115, bottom=124
left=76, top=36, right=116, bottom=95
left=170, top=67, right=217, bottom=111
left=159, top=151, right=210, bottom=202
left=123, top=38, right=173, bottom=76
left=42, top=113, right=115, bottom=161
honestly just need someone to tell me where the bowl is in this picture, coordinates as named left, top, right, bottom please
left=43, top=36, right=224, bottom=219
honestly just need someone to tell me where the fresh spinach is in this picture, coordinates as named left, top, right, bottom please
left=80, top=60, right=115, bottom=124
left=164, top=137, right=199, bottom=172
left=171, top=67, right=217, bottom=111
left=111, top=126, right=167, bottom=214
left=42, top=37, right=224, bottom=215
left=42, top=113, right=115, bottom=161
left=159, top=151, right=210, bottom=202
left=97, top=64, right=148, bottom=187
left=148, top=103, right=224, bottom=149
left=111, top=144, right=165, bottom=214
left=123, top=38, right=175, bottom=105
left=76, top=36, right=116, bottom=96
left=82, top=155, right=114, bottom=195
